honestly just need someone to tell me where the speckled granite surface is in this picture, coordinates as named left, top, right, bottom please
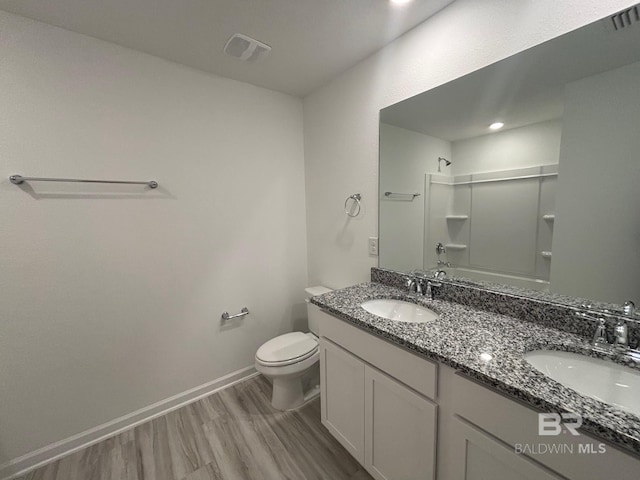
left=372, top=267, right=640, bottom=349
left=311, top=282, right=640, bottom=457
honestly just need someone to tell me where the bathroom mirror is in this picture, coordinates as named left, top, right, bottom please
left=378, top=10, right=640, bottom=305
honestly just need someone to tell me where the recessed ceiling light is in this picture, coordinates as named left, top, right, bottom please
left=389, top=0, right=413, bottom=5
left=489, top=122, right=505, bottom=130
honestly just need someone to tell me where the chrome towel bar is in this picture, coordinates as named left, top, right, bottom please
left=221, top=307, right=250, bottom=321
left=384, top=191, right=421, bottom=199
left=10, top=175, right=158, bottom=189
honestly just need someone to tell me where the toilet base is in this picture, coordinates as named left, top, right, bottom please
left=271, top=376, right=304, bottom=410
left=257, top=358, right=320, bottom=411
left=271, top=376, right=320, bottom=410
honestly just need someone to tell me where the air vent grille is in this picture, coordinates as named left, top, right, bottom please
left=609, top=5, right=640, bottom=30
left=224, top=34, right=271, bottom=62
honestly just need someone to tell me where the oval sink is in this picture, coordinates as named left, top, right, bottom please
left=524, top=350, right=640, bottom=416
left=361, top=299, right=438, bottom=323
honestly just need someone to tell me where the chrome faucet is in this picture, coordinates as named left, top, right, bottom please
left=435, top=243, right=451, bottom=268
left=613, top=319, right=629, bottom=352
left=592, top=318, right=609, bottom=348
left=576, top=307, right=613, bottom=352
left=406, top=277, right=425, bottom=295
left=576, top=300, right=638, bottom=354
left=425, top=270, right=446, bottom=300
left=425, top=281, right=437, bottom=299
left=612, top=301, right=636, bottom=352
left=405, top=270, right=447, bottom=299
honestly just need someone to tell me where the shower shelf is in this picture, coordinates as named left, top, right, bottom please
left=446, top=215, right=469, bottom=220
left=445, top=244, right=467, bottom=251
left=543, top=214, right=555, bottom=222
left=541, top=251, right=553, bottom=259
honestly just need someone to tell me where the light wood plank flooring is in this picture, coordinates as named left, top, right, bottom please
left=18, top=375, right=372, bottom=480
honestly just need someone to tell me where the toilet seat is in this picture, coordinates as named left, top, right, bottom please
left=256, top=332, right=318, bottom=367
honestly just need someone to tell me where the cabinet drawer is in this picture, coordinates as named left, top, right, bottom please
left=316, top=308, right=437, bottom=400
left=452, top=372, right=640, bottom=480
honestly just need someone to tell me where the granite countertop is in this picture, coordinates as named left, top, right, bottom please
left=310, top=282, right=640, bottom=456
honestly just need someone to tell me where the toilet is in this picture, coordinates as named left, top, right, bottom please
left=255, top=286, right=332, bottom=410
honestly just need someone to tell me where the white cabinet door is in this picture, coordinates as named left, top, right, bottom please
left=364, top=366, right=437, bottom=480
left=320, top=338, right=366, bottom=463
left=451, top=417, right=562, bottom=480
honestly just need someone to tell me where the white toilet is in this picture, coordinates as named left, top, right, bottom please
left=255, top=286, right=332, bottom=410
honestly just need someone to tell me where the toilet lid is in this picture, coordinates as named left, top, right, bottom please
left=256, top=332, right=318, bottom=366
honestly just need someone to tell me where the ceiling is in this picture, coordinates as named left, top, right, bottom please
left=381, top=14, right=640, bottom=141
left=0, top=0, right=455, bottom=97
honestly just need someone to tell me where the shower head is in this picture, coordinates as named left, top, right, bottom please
left=438, top=157, right=452, bottom=167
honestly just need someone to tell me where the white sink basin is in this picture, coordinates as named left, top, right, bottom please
left=525, top=350, right=640, bottom=416
left=361, top=299, right=438, bottom=323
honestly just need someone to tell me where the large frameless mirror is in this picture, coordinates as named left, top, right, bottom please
left=379, top=9, right=640, bottom=305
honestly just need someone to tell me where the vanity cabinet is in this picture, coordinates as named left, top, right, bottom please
left=447, top=370, right=640, bottom=480
left=449, top=416, right=561, bottom=480
left=320, top=338, right=365, bottom=462
left=318, top=309, right=437, bottom=480
left=364, top=365, right=437, bottom=480
left=320, top=339, right=437, bottom=480
left=315, top=307, right=640, bottom=480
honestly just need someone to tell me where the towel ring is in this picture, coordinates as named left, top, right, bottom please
left=344, top=193, right=362, bottom=217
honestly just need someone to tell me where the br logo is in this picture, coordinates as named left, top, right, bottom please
left=538, top=413, right=582, bottom=436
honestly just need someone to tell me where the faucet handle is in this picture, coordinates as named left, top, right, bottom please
left=613, top=318, right=629, bottom=352
left=623, top=301, right=636, bottom=317
left=592, top=318, right=609, bottom=347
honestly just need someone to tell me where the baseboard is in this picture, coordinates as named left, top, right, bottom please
left=0, top=366, right=258, bottom=480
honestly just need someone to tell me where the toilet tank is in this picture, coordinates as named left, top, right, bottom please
left=305, top=286, right=332, bottom=336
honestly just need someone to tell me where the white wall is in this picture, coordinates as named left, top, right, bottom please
left=303, top=0, right=637, bottom=288
left=378, top=124, right=451, bottom=271
left=451, top=119, right=562, bottom=175
left=551, top=60, right=640, bottom=304
left=0, top=11, right=307, bottom=466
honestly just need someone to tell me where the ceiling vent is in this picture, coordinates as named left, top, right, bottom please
left=224, top=33, right=271, bottom=61
left=607, top=5, right=640, bottom=31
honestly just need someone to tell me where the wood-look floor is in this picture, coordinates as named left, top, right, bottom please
left=18, top=375, right=372, bottom=480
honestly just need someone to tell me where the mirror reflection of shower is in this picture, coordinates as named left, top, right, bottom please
left=437, top=156, right=452, bottom=172
left=435, top=242, right=451, bottom=267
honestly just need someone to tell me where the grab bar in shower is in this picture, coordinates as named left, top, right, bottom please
left=9, top=175, right=158, bottom=189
